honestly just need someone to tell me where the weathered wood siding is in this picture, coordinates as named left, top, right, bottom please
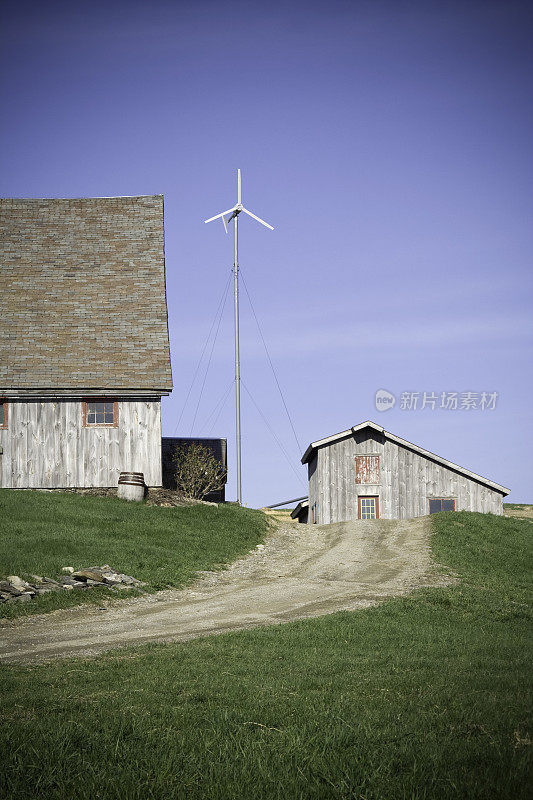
left=307, top=429, right=504, bottom=523
left=0, top=399, right=162, bottom=488
left=308, top=454, right=318, bottom=522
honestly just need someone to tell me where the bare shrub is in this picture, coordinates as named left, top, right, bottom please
left=173, top=442, right=227, bottom=500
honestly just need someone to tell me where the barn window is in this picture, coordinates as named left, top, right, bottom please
left=429, top=498, right=455, bottom=514
left=82, top=400, right=118, bottom=427
left=0, top=400, right=7, bottom=429
left=356, top=455, right=380, bottom=484
left=358, top=496, right=379, bottom=519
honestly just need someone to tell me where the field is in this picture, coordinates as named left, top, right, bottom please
left=0, top=502, right=531, bottom=799
left=0, top=488, right=269, bottom=618
left=504, top=503, right=533, bottom=518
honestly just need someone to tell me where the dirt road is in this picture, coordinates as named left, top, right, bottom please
left=0, top=516, right=448, bottom=664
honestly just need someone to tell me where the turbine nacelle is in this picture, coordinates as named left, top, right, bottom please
left=204, top=170, right=274, bottom=233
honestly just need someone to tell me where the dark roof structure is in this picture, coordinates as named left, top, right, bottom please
left=290, top=499, right=309, bottom=520
left=0, top=196, right=172, bottom=396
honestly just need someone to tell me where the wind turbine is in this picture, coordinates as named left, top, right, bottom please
left=204, top=169, right=274, bottom=504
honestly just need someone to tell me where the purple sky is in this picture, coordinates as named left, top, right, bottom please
left=1, top=1, right=532, bottom=506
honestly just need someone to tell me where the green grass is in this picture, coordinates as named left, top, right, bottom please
left=0, top=489, right=268, bottom=618
left=1, top=511, right=531, bottom=799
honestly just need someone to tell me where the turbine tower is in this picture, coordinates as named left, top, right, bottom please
left=204, top=169, right=274, bottom=504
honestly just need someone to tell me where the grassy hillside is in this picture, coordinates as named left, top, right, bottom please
left=0, top=489, right=268, bottom=618
left=1, top=511, right=531, bottom=799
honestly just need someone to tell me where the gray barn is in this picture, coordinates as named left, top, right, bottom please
left=302, top=420, right=509, bottom=523
left=0, top=196, right=173, bottom=488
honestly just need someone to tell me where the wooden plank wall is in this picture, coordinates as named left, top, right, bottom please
left=307, top=454, right=318, bottom=521
left=308, top=429, right=504, bottom=523
left=0, top=399, right=162, bottom=488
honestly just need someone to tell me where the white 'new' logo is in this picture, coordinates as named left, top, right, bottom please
left=375, top=389, right=396, bottom=411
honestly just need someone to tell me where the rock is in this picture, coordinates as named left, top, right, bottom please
left=14, top=593, right=33, bottom=603
left=102, top=575, right=122, bottom=586
left=0, top=565, right=145, bottom=603
left=256, top=544, right=265, bottom=550
left=42, top=578, right=62, bottom=588
left=72, top=569, right=104, bottom=582
left=0, top=581, right=22, bottom=596
left=7, top=575, right=31, bottom=591
left=117, top=574, right=135, bottom=585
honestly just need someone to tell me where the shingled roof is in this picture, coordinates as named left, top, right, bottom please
left=0, top=196, right=172, bottom=396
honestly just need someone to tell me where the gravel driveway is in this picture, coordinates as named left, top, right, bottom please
left=0, top=516, right=448, bottom=663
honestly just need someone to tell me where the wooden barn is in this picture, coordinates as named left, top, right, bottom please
left=0, top=196, right=173, bottom=488
left=301, top=420, right=509, bottom=523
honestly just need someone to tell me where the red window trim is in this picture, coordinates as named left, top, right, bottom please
left=82, top=399, right=119, bottom=428
left=358, top=495, right=380, bottom=520
left=0, top=399, right=8, bottom=429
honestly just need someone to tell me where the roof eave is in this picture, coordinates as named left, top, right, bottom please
left=383, top=429, right=510, bottom=495
left=0, top=387, right=173, bottom=398
left=300, top=420, right=509, bottom=495
left=301, top=421, right=380, bottom=464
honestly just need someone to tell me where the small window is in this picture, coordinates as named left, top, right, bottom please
left=429, top=498, right=455, bottom=514
left=312, top=503, right=318, bottom=524
left=82, top=400, right=118, bottom=427
left=0, top=400, right=8, bottom=429
left=358, top=496, right=379, bottom=519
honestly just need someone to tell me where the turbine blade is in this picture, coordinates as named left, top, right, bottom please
left=222, top=215, right=228, bottom=234
left=204, top=206, right=237, bottom=224
left=241, top=206, right=274, bottom=230
left=238, top=169, right=242, bottom=205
